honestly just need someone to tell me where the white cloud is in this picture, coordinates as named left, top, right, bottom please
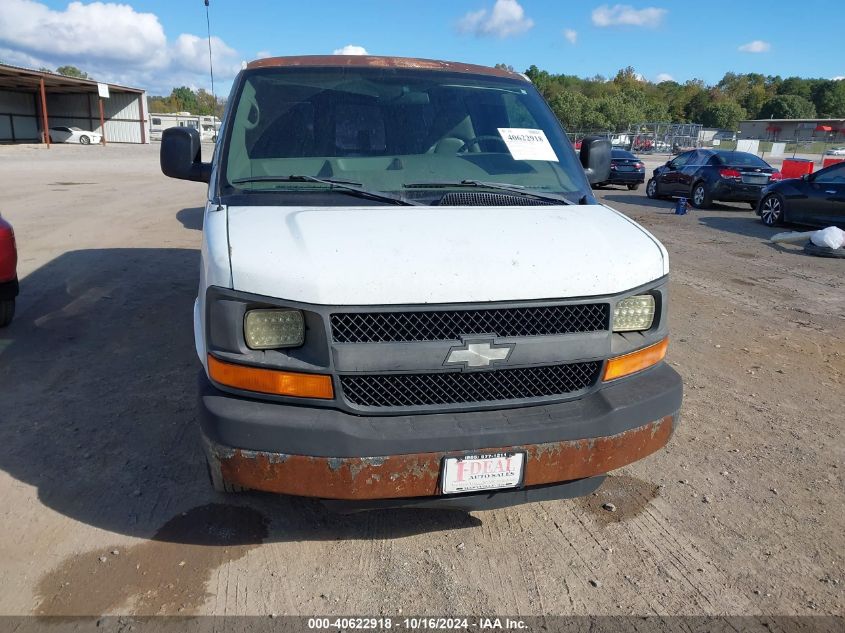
left=332, top=45, right=369, bottom=55
left=656, top=72, right=674, bottom=82
left=171, top=34, right=240, bottom=76
left=0, top=0, right=242, bottom=93
left=832, top=76, right=845, bottom=81
left=738, top=40, right=771, bottom=53
left=458, top=0, right=534, bottom=38
left=563, top=28, right=578, bottom=45
left=591, top=4, right=666, bottom=28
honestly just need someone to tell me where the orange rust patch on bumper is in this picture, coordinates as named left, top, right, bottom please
left=216, top=416, right=674, bottom=500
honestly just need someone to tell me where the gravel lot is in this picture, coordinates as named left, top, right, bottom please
left=0, top=143, right=842, bottom=618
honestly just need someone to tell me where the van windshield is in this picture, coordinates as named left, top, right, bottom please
left=221, top=67, right=588, bottom=202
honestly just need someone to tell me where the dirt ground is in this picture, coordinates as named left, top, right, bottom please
left=0, top=143, right=842, bottom=618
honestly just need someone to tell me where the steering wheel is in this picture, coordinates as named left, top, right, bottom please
left=457, top=135, right=509, bottom=154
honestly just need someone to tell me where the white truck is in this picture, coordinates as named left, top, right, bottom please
left=160, top=55, right=683, bottom=510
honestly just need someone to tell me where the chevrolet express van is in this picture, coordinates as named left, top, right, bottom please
left=161, top=56, right=683, bottom=510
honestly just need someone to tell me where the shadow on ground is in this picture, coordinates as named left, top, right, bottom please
left=599, top=193, right=674, bottom=211
left=0, top=246, right=480, bottom=546
left=176, top=206, right=204, bottom=231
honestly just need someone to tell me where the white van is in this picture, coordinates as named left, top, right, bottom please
left=160, top=56, right=682, bottom=510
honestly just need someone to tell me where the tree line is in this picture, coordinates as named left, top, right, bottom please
left=147, top=87, right=223, bottom=117
left=28, top=64, right=845, bottom=132
left=512, top=64, right=845, bottom=133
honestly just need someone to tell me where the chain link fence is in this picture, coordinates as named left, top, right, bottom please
left=567, top=122, right=703, bottom=155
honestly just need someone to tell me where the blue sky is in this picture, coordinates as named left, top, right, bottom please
left=0, top=0, right=842, bottom=94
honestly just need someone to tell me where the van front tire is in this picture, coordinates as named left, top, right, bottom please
left=0, top=299, right=13, bottom=327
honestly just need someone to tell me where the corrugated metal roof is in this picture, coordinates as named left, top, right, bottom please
left=743, top=118, right=845, bottom=123
left=0, top=63, right=144, bottom=94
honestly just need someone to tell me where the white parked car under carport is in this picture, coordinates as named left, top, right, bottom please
left=48, top=126, right=101, bottom=145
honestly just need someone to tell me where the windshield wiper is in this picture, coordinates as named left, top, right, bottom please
left=403, top=180, right=578, bottom=205
left=231, top=175, right=420, bottom=206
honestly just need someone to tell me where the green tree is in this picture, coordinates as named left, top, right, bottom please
left=169, top=86, right=199, bottom=113
left=814, top=80, right=845, bottom=117
left=700, top=100, right=747, bottom=128
left=195, top=89, right=218, bottom=116
left=758, top=94, right=817, bottom=119
left=56, top=65, right=88, bottom=79
left=683, top=88, right=712, bottom=123
left=777, top=76, right=816, bottom=101
left=549, top=90, right=588, bottom=130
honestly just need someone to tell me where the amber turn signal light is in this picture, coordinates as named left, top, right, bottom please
left=603, top=338, right=669, bottom=381
left=207, top=355, right=334, bottom=399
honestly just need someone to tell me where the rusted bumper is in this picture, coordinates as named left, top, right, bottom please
left=209, top=415, right=675, bottom=500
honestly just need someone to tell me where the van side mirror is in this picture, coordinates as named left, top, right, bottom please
left=580, top=136, right=611, bottom=185
left=160, top=127, right=211, bottom=183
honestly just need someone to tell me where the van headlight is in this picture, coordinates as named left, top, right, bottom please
left=244, top=309, right=305, bottom=349
left=613, top=295, right=655, bottom=332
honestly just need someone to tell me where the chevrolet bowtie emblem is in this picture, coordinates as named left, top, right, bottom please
left=445, top=340, right=514, bottom=369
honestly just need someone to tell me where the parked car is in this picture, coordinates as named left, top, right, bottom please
left=48, top=126, right=101, bottom=145
left=160, top=55, right=682, bottom=510
left=646, top=149, right=781, bottom=208
left=594, top=149, right=645, bottom=190
left=825, top=147, right=845, bottom=156
left=757, top=161, right=845, bottom=228
left=0, top=213, right=18, bottom=327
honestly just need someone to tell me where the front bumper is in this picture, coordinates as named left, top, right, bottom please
left=199, top=362, right=683, bottom=502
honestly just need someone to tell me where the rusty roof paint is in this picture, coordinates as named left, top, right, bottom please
left=246, top=55, right=527, bottom=81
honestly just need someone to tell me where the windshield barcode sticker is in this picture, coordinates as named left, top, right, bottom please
left=497, top=128, right=559, bottom=162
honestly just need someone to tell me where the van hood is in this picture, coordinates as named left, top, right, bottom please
left=225, top=204, right=668, bottom=305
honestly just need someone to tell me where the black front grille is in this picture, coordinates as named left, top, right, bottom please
left=331, top=304, right=609, bottom=343
left=340, top=361, right=601, bottom=408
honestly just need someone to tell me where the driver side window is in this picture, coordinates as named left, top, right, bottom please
left=668, top=152, right=692, bottom=169
left=814, top=164, right=845, bottom=184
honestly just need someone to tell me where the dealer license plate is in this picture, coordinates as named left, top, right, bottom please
left=441, top=452, right=525, bottom=494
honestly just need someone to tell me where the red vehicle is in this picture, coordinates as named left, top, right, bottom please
left=0, top=214, right=18, bottom=327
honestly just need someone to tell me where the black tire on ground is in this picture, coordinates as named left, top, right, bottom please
left=759, top=193, right=785, bottom=227
left=0, top=299, right=13, bottom=327
left=206, top=454, right=246, bottom=493
left=79, top=135, right=90, bottom=145
left=646, top=178, right=659, bottom=199
left=690, top=181, right=711, bottom=209
left=628, top=183, right=640, bottom=191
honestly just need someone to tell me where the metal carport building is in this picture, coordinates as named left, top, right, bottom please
left=0, top=63, right=148, bottom=145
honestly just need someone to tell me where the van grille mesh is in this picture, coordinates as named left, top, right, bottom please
left=331, top=304, right=609, bottom=343
left=340, top=361, right=601, bottom=408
